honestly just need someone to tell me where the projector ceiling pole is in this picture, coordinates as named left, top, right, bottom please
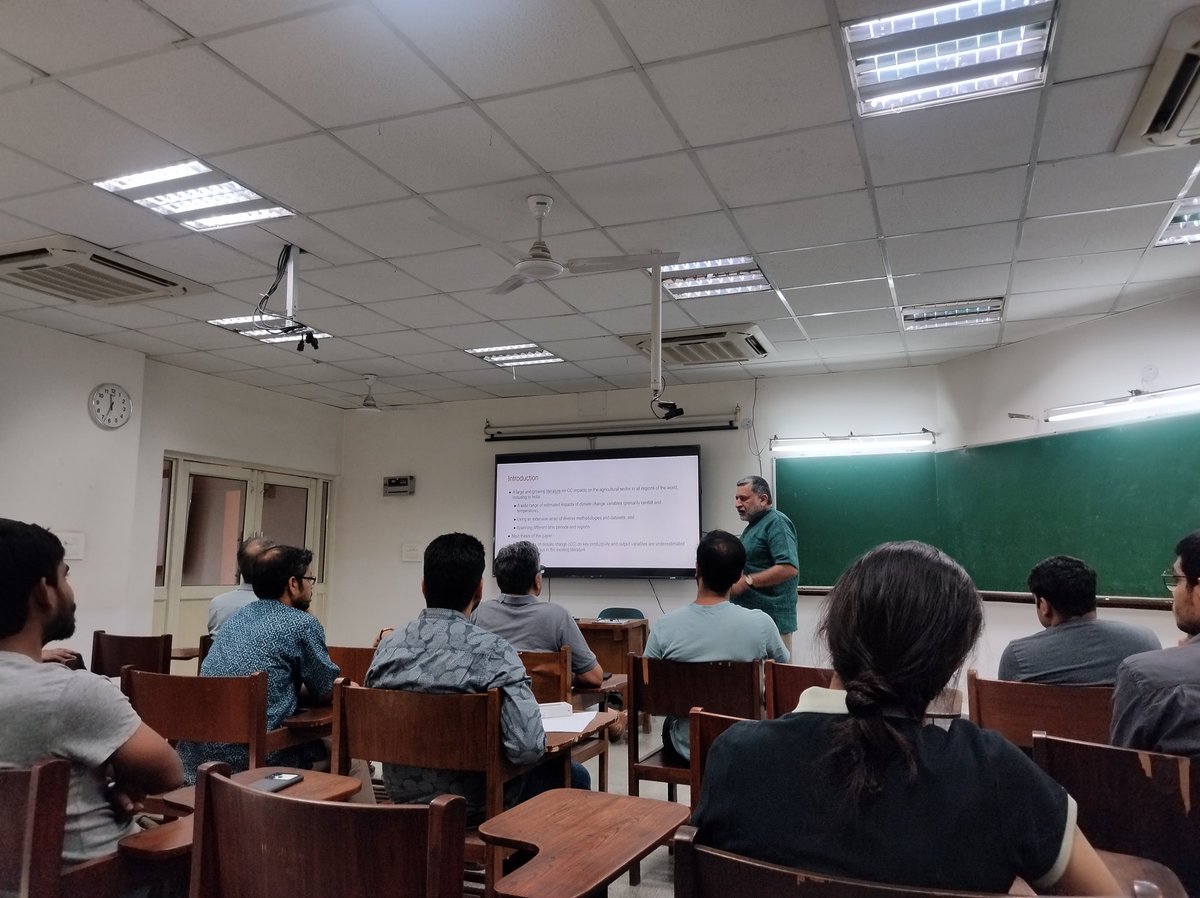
left=283, top=244, right=297, bottom=324
left=650, top=262, right=663, bottom=400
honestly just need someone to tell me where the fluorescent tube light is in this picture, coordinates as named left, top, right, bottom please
left=1044, top=383, right=1200, bottom=423
left=902, top=298, right=1003, bottom=330
left=182, top=206, right=293, bottom=231
left=466, top=343, right=539, bottom=354
left=465, top=341, right=562, bottom=368
left=1155, top=196, right=1200, bottom=246
left=261, top=331, right=332, bottom=344
left=94, top=161, right=210, bottom=192
left=660, top=255, right=774, bottom=300
left=843, top=0, right=1057, bottom=115
left=770, top=431, right=935, bottom=457
left=135, top=181, right=259, bottom=215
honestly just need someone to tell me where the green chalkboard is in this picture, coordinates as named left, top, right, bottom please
left=775, top=413, right=1200, bottom=596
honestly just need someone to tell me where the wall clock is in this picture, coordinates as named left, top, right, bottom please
left=89, top=382, right=133, bottom=429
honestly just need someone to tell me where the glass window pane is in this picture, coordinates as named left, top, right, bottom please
left=181, top=475, right=246, bottom=586
left=155, top=459, right=173, bottom=588
left=318, top=481, right=330, bottom=583
left=261, top=482, right=308, bottom=551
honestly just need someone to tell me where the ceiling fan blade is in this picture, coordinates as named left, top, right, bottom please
left=428, top=213, right=523, bottom=264
left=566, top=251, right=680, bottom=275
left=489, top=274, right=534, bottom=295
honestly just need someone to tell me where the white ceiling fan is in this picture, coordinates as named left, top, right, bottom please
left=430, top=194, right=679, bottom=295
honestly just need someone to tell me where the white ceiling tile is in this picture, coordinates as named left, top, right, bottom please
left=121, top=234, right=272, bottom=284
left=1052, top=0, right=1197, bottom=82
left=555, top=153, right=720, bottom=226
left=368, top=294, right=487, bottom=329
left=862, top=91, right=1040, bottom=186
left=756, top=340, right=818, bottom=362
left=258, top=217, right=374, bottom=266
left=0, top=295, right=37, bottom=314
left=799, top=309, right=898, bottom=339
left=216, top=367, right=307, bottom=388
left=0, top=210, right=55, bottom=245
left=154, top=350, right=252, bottom=373
left=270, top=361, right=360, bottom=384
left=272, top=382, right=348, bottom=402
left=757, top=316, right=807, bottom=342
left=211, top=135, right=409, bottom=214
left=1002, top=315, right=1104, bottom=344
left=297, top=303, right=401, bottom=338
left=468, top=380, right=556, bottom=397
left=605, top=211, right=747, bottom=261
left=503, top=363, right=593, bottom=383
left=1027, top=152, right=1199, bottom=217
left=504, top=314, right=609, bottom=341
left=905, top=348, right=983, bottom=366
left=547, top=377, right=617, bottom=393
left=395, top=246, right=517, bottom=293
left=697, top=125, right=864, bottom=207
left=430, top=178, right=595, bottom=242
left=91, top=330, right=191, bottom=356
left=1011, top=250, right=1143, bottom=292
left=214, top=276, right=346, bottom=312
left=0, top=0, right=185, bottom=73
left=670, top=364, right=752, bottom=383
left=454, top=287, right=578, bottom=322
left=1115, top=278, right=1200, bottom=311
left=893, top=264, right=1012, bottom=304
left=759, top=240, right=885, bottom=288
left=205, top=223, right=321, bottom=268
left=348, top=330, right=454, bottom=356
left=0, top=184, right=184, bottom=247
left=208, top=342, right=307, bottom=367
left=886, top=221, right=1019, bottom=276
left=449, top=365, right=554, bottom=387
left=420, top=386, right=496, bottom=402
left=403, top=351, right=495, bottom=373
left=875, top=167, right=1028, bottom=236
left=144, top=0, right=331, bottom=36
left=144, top=292, right=255, bottom=322
left=1130, top=246, right=1200, bottom=283
left=336, top=356, right=424, bottom=378
left=585, top=302, right=697, bottom=334
left=0, top=52, right=36, bottom=91
left=210, top=6, right=458, bottom=128
left=419, top=321, right=528, bottom=350
left=546, top=270, right=655, bottom=313
left=734, top=191, right=877, bottom=253
left=65, top=46, right=312, bottom=155
left=483, top=72, right=681, bottom=171
left=577, top=355, right=651, bottom=377
left=300, top=259, right=441, bottom=302
left=1038, top=69, right=1147, bottom=161
left=903, top=322, right=1000, bottom=352
left=7, top=306, right=121, bottom=336
left=678, top=290, right=792, bottom=326
left=67, top=302, right=191, bottom=330
left=1005, top=286, right=1122, bottom=320
left=1018, top=205, right=1169, bottom=261
left=337, top=105, right=537, bottom=193
left=0, top=146, right=74, bottom=201
left=0, top=83, right=183, bottom=181
left=741, top=359, right=826, bottom=376
left=283, top=336, right=378, bottom=363
left=382, top=372, right=472, bottom=391
left=604, top=371, right=679, bottom=389
left=603, top=0, right=827, bottom=62
left=811, top=332, right=906, bottom=358
left=782, top=279, right=894, bottom=315
left=649, top=31, right=848, bottom=147
left=377, top=0, right=629, bottom=98
left=140, top=321, right=255, bottom=350
left=313, top=198, right=472, bottom=259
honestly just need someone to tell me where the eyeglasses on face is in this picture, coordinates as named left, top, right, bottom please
left=1162, top=569, right=1185, bottom=593
left=300, top=575, right=317, bottom=584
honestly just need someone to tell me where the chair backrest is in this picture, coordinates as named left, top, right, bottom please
left=90, top=630, right=173, bottom=678
left=1033, top=732, right=1199, bottom=897
left=764, top=661, right=833, bottom=718
left=197, top=634, right=214, bottom=670
left=597, top=607, right=646, bottom=620
left=0, top=758, right=70, bottom=898
left=331, top=683, right=516, bottom=820
left=122, top=668, right=271, bottom=768
left=189, top=761, right=465, bottom=898
left=966, top=670, right=1113, bottom=749
left=688, top=708, right=745, bottom=812
left=325, top=645, right=376, bottom=686
left=672, top=825, right=1164, bottom=898
left=518, top=646, right=572, bottom=703
left=630, top=655, right=762, bottom=720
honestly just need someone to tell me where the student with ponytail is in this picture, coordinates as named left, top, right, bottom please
left=691, top=541, right=1120, bottom=895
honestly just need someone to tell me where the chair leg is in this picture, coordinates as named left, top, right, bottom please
left=667, top=781, right=677, bottom=803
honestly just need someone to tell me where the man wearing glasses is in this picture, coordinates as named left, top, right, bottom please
left=1111, top=531, right=1200, bottom=758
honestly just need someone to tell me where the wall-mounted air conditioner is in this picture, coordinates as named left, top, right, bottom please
left=621, top=323, right=775, bottom=365
left=0, top=235, right=208, bottom=305
left=1117, top=6, right=1200, bottom=154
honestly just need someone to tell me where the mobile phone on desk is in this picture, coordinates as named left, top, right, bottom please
left=249, top=772, right=304, bottom=792
left=603, top=671, right=613, bottom=680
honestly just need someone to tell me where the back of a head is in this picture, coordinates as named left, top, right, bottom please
left=1177, top=530, right=1200, bottom=586
left=494, top=540, right=540, bottom=595
left=252, top=545, right=313, bottom=600
left=237, top=536, right=276, bottom=584
left=820, top=540, right=982, bottom=804
left=424, top=533, right=486, bottom=611
left=0, top=519, right=64, bottom=639
left=696, top=529, right=746, bottom=594
left=1026, top=555, right=1096, bottom=617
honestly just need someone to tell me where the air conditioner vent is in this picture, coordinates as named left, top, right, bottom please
left=0, top=235, right=208, bottom=304
left=621, top=324, right=775, bottom=365
left=1118, top=7, right=1200, bottom=153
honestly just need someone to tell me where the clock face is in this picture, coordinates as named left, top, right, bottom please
left=89, top=383, right=133, bottom=430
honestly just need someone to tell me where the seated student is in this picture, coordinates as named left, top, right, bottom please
left=368, top=532, right=571, bottom=824
left=0, top=518, right=183, bottom=865
left=1111, top=530, right=1200, bottom=758
left=207, top=535, right=274, bottom=636
left=999, top=555, right=1159, bottom=684
left=645, top=529, right=788, bottom=764
left=692, top=540, right=1121, bottom=895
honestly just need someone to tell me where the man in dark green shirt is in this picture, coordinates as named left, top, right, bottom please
left=729, top=475, right=800, bottom=651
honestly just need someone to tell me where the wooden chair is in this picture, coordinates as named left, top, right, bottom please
left=519, top=647, right=610, bottom=792
left=90, top=630, right=172, bottom=679
left=966, top=669, right=1113, bottom=750
left=326, top=644, right=376, bottom=685
left=331, top=681, right=548, bottom=898
left=764, top=660, right=832, bottom=718
left=189, top=760, right=465, bottom=898
left=1033, top=732, right=1199, bottom=897
left=688, top=707, right=745, bottom=812
left=0, top=757, right=69, bottom=898
left=196, top=633, right=213, bottom=671
left=673, top=825, right=1168, bottom=898
left=597, top=607, right=645, bottom=620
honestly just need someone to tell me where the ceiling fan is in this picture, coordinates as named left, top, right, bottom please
left=430, top=194, right=679, bottom=295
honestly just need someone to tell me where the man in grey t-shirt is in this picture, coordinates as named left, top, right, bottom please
left=0, top=518, right=182, bottom=863
left=998, top=555, right=1159, bottom=685
left=207, top=535, right=274, bottom=635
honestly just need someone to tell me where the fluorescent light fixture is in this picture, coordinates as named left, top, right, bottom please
left=94, top=160, right=294, bottom=232
left=466, top=342, right=563, bottom=368
left=208, top=314, right=332, bottom=348
left=661, top=256, right=754, bottom=273
left=1156, top=196, right=1200, bottom=246
left=770, top=431, right=936, bottom=457
left=902, top=297, right=1003, bottom=330
left=660, top=255, right=774, bottom=300
left=484, top=412, right=739, bottom=440
left=843, top=0, right=1057, bottom=115
left=1044, top=382, right=1200, bottom=423
left=261, top=331, right=332, bottom=344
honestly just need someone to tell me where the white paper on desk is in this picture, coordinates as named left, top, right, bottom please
left=540, top=711, right=598, bottom=733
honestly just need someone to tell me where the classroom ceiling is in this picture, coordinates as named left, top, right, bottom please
left=1, top=0, right=1200, bottom=409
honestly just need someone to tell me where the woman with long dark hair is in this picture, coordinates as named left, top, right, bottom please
left=691, top=541, right=1119, bottom=895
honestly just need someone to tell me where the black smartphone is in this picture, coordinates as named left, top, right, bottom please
left=249, top=771, right=304, bottom=792
left=603, top=671, right=613, bottom=680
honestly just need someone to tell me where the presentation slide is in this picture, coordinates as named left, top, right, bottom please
left=494, top=447, right=701, bottom=577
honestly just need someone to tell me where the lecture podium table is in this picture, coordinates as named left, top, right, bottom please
left=577, top=618, right=649, bottom=731
left=479, top=788, right=690, bottom=898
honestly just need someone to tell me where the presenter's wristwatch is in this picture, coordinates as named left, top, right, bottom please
left=744, top=573, right=755, bottom=588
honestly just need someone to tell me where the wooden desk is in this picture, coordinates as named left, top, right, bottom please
left=1010, top=851, right=1185, bottom=898
left=577, top=619, right=649, bottom=731
left=281, top=706, right=334, bottom=729
left=572, top=673, right=628, bottom=711
left=122, top=767, right=362, bottom=860
left=170, top=646, right=199, bottom=661
left=925, top=687, right=962, bottom=721
left=478, top=788, right=689, bottom=898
